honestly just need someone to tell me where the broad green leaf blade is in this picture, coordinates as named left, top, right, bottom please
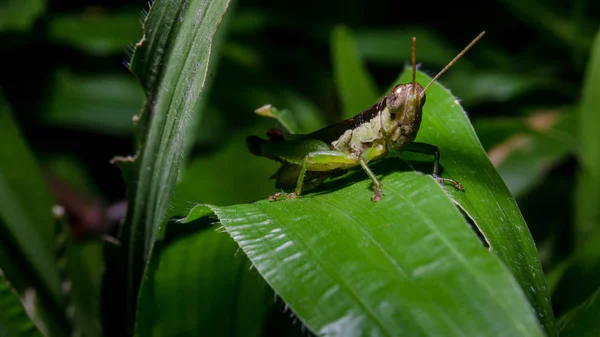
left=396, top=69, right=556, bottom=335
left=136, top=223, right=272, bottom=337
left=0, top=0, right=45, bottom=32
left=107, top=0, right=232, bottom=331
left=184, top=169, right=544, bottom=337
left=331, top=25, right=378, bottom=118
left=557, top=286, right=600, bottom=337
left=575, top=27, right=600, bottom=245
left=0, top=271, right=43, bottom=337
left=44, top=70, right=144, bottom=135
left=48, top=11, right=142, bottom=55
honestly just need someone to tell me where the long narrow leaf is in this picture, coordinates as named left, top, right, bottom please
left=107, top=0, right=232, bottom=330
left=0, top=96, right=59, bottom=296
left=575, top=27, right=600, bottom=245
left=0, top=94, right=68, bottom=336
left=557, top=286, right=600, bottom=337
left=0, top=271, right=43, bottom=337
left=331, top=25, right=378, bottom=118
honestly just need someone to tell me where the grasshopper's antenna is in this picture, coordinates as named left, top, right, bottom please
left=421, top=31, right=486, bottom=97
left=411, top=37, right=417, bottom=96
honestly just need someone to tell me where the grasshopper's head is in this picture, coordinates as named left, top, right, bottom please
left=385, top=83, right=426, bottom=121
left=384, top=31, right=485, bottom=148
left=384, top=83, right=426, bottom=147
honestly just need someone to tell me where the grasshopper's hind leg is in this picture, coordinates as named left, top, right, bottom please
left=269, top=164, right=328, bottom=201
left=270, top=147, right=388, bottom=201
left=270, top=151, right=359, bottom=201
left=292, top=151, right=359, bottom=199
left=405, top=142, right=464, bottom=190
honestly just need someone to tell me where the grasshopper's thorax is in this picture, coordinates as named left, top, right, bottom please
left=384, top=83, right=426, bottom=150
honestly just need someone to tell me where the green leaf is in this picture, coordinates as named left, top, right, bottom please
left=396, top=69, right=556, bottom=335
left=136, top=222, right=272, bottom=337
left=0, top=95, right=61, bottom=301
left=182, top=0, right=236, bottom=158
left=575, top=27, right=600, bottom=245
left=44, top=70, right=144, bottom=135
left=557, top=286, right=600, bottom=337
left=48, top=10, right=142, bottom=55
left=331, top=25, right=378, bottom=118
left=183, top=167, right=544, bottom=336
left=474, top=117, right=531, bottom=150
left=106, top=0, right=233, bottom=330
left=0, top=0, right=45, bottom=32
left=442, top=71, right=555, bottom=106
left=0, top=271, right=43, bottom=337
left=479, top=111, right=576, bottom=197
left=65, top=239, right=104, bottom=337
left=0, top=94, right=71, bottom=336
left=549, top=232, right=600, bottom=315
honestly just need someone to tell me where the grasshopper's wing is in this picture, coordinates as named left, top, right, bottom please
left=246, top=135, right=330, bottom=165
left=308, top=98, right=384, bottom=144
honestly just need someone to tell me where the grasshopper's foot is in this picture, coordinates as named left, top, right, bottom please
left=268, top=193, right=282, bottom=201
left=371, top=186, right=383, bottom=202
left=433, top=175, right=464, bottom=191
left=268, top=192, right=300, bottom=201
left=286, top=193, right=300, bottom=200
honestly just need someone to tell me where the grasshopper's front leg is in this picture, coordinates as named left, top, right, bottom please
left=405, top=142, right=464, bottom=190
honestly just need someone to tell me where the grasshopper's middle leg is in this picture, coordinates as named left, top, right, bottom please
left=300, top=146, right=387, bottom=201
left=358, top=145, right=387, bottom=201
left=405, top=142, right=464, bottom=190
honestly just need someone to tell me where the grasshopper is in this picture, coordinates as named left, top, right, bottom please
left=247, top=31, right=485, bottom=202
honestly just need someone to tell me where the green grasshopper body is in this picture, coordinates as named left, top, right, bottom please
left=247, top=32, right=485, bottom=201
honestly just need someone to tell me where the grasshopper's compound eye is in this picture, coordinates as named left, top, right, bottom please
left=386, top=83, right=425, bottom=115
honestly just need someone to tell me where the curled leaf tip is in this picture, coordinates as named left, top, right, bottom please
left=109, top=155, right=136, bottom=165
left=255, top=104, right=274, bottom=117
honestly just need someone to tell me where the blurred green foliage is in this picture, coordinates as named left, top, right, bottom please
left=0, top=0, right=599, bottom=335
